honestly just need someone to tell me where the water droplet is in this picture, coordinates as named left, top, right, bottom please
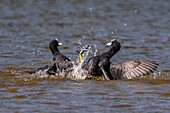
left=123, top=49, right=125, bottom=53
left=94, top=44, right=98, bottom=56
left=124, top=23, right=127, bottom=26
left=90, top=8, right=93, bottom=12
left=91, top=26, right=94, bottom=31
left=79, top=40, right=81, bottom=45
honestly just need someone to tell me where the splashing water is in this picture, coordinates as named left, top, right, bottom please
left=30, top=44, right=92, bottom=80
left=71, top=45, right=91, bottom=79
left=78, top=40, right=82, bottom=45
left=94, top=44, right=98, bottom=56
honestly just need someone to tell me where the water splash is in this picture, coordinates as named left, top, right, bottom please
left=78, top=40, right=82, bottom=45
left=30, top=44, right=92, bottom=80
left=71, top=45, right=91, bottom=79
left=89, top=7, right=93, bottom=12
left=34, top=69, right=50, bottom=78
left=94, top=44, right=98, bottom=56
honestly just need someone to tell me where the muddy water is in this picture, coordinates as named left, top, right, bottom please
left=0, top=0, right=170, bottom=112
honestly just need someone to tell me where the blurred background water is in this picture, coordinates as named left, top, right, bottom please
left=0, top=0, right=170, bottom=112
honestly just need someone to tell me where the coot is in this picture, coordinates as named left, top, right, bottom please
left=81, top=39, right=158, bottom=80
left=47, top=39, right=73, bottom=74
left=24, top=39, right=74, bottom=75
left=82, top=39, right=121, bottom=80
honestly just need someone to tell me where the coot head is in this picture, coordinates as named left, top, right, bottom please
left=106, top=39, right=121, bottom=48
left=100, top=39, right=121, bottom=59
left=49, top=39, right=63, bottom=55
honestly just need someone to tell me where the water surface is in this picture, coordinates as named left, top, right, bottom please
left=0, top=0, right=170, bottom=112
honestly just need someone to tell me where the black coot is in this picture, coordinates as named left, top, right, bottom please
left=82, top=39, right=158, bottom=80
left=24, top=39, right=73, bottom=75
left=83, top=39, right=121, bottom=80
left=107, top=40, right=159, bottom=79
left=47, top=39, right=73, bottom=74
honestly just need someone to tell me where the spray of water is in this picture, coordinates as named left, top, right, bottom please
left=32, top=44, right=92, bottom=80
left=94, top=44, right=98, bottom=56
left=71, top=45, right=91, bottom=79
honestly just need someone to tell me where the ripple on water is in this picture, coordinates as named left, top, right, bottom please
left=0, top=0, right=170, bottom=112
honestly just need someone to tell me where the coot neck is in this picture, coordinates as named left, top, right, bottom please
left=50, top=47, right=60, bottom=55
left=101, top=45, right=121, bottom=59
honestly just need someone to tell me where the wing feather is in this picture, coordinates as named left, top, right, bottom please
left=110, top=60, right=158, bottom=79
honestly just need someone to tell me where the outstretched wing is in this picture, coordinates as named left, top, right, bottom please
left=110, top=60, right=159, bottom=79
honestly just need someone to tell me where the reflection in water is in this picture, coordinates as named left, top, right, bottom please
left=0, top=0, right=170, bottom=112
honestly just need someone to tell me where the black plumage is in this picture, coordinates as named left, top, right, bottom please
left=47, top=39, right=73, bottom=74
left=83, top=39, right=121, bottom=80
left=24, top=39, right=73, bottom=75
left=82, top=39, right=158, bottom=80
left=24, top=39, right=158, bottom=80
left=110, top=60, right=158, bottom=79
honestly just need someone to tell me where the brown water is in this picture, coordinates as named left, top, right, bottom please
left=0, top=0, right=170, bottom=112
